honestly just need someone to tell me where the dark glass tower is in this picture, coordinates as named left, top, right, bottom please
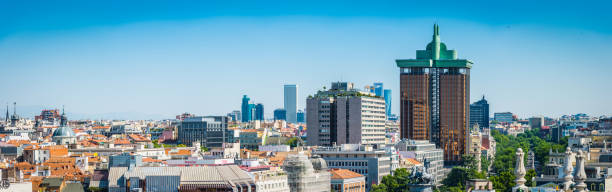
left=241, top=95, right=252, bottom=122
left=397, top=24, right=472, bottom=164
left=470, top=96, right=489, bottom=129
left=255, top=103, right=264, bottom=121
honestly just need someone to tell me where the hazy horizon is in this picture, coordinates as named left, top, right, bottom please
left=2, top=1, right=611, bottom=120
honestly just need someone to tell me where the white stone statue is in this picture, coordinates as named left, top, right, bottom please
left=512, top=148, right=529, bottom=192
left=573, top=150, right=587, bottom=192
left=562, top=147, right=574, bottom=191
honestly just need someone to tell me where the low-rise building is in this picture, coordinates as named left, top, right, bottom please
left=396, top=139, right=444, bottom=184
left=330, top=168, right=366, bottom=192
left=313, top=144, right=390, bottom=190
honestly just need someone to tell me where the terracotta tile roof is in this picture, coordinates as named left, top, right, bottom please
left=6, top=140, right=30, bottom=146
left=114, top=138, right=131, bottom=145
left=330, top=168, right=364, bottom=179
left=15, top=162, right=34, bottom=170
left=128, top=134, right=150, bottom=142
left=241, top=129, right=258, bottom=132
left=92, top=126, right=110, bottom=129
left=142, top=157, right=162, bottom=163
left=404, top=158, right=422, bottom=165
left=42, top=145, right=67, bottom=150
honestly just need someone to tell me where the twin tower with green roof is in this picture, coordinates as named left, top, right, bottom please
left=396, top=24, right=472, bottom=165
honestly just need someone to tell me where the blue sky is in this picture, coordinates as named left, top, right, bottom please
left=1, top=1, right=611, bottom=119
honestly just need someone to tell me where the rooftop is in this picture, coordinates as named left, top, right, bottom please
left=330, top=168, right=364, bottom=179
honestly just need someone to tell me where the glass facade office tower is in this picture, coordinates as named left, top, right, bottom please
left=396, top=24, right=472, bottom=164
left=469, top=96, right=489, bottom=129
left=178, top=116, right=229, bottom=148
left=241, top=95, right=252, bottom=122
left=273, top=109, right=286, bottom=121
left=384, top=89, right=392, bottom=118
left=284, top=84, right=298, bottom=123
left=254, top=103, right=264, bottom=121
left=296, top=110, right=305, bottom=123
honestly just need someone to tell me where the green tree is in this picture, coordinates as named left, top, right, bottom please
left=481, top=155, right=490, bottom=172
left=490, top=171, right=515, bottom=192
left=436, top=186, right=463, bottom=192
left=285, top=138, right=299, bottom=148
left=177, top=144, right=187, bottom=147
left=370, top=183, right=387, bottom=192
left=525, top=169, right=536, bottom=187
left=152, top=140, right=161, bottom=148
left=200, top=146, right=209, bottom=152
left=370, top=168, right=411, bottom=192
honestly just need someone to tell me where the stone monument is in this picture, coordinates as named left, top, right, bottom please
left=573, top=150, right=587, bottom=192
left=512, top=148, right=529, bottom=192
left=562, top=147, right=574, bottom=191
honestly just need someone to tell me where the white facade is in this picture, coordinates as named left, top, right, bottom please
left=258, top=145, right=290, bottom=152
left=251, top=170, right=290, bottom=192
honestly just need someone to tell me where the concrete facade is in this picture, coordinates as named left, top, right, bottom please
left=307, top=82, right=386, bottom=146
left=313, top=144, right=391, bottom=190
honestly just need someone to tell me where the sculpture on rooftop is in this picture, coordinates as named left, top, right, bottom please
left=562, top=147, right=574, bottom=191
left=409, top=165, right=433, bottom=185
left=573, top=150, right=587, bottom=192
left=512, top=148, right=529, bottom=192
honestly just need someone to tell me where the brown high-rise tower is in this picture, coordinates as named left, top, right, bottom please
left=396, top=24, right=472, bottom=164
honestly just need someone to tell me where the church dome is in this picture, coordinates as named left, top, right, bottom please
left=53, top=126, right=75, bottom=137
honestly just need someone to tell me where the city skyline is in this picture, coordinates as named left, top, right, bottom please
left=2, top=1, right=612, bottom=119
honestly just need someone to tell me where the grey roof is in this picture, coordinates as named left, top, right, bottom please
left=42, top=177, right=63, bottom=187
left=109, top=165, right=254, bottom=188
left=61, top=183, right=85, bottom=192
left=108, top=167, right=128, bottom=188
left=53, top=126, right=76, bottom=137
left=124, top=167, right=181, bottom=180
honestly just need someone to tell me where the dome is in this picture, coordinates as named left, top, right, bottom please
left=53, top=126, right=75, bottom=137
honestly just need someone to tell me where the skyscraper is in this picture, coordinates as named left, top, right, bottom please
left=296, top=110, right=305, bottom=123
left=273, top=109, right=286, bottom=121
left=284, top=84, right=298, bottom=123
left=396, top=24, right=472, bottom=164
left=255, top=103, right=264, bottom=121
left=383, top=89, right=392, bottom=118
left=469, top=96, right=489, bottom=129
left=241, top=95, right=252, bottom=122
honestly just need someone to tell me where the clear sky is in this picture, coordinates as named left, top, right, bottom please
left=1, top=1, right=611, bottom=120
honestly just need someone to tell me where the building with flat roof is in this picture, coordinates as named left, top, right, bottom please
left=284, top=84, right=298, bottom=123
left=178, top=116, right=229, bottom=148
left=494, top=112, right=514, bottom=124
left=307, top=82, right=386, bottom=146
left=396, top=139, right=444, bottom=183
left=313, top=144, right=391, bottom=190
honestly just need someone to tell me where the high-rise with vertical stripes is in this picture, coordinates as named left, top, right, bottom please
left=396, top=24, right=472, bottom=164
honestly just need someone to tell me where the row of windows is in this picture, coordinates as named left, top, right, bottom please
left=362, top=100, right=385, bottom=106
left=361, top=115, right=386, bottom=119
left=258, top=182, right=287, bottom=190
left=329, top=161, right=368, bottom=167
